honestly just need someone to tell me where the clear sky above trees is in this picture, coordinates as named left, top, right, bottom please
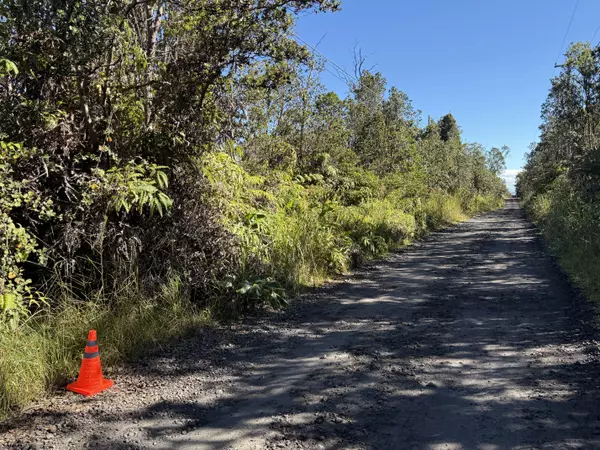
left=296, top=0, right=600, bottom=179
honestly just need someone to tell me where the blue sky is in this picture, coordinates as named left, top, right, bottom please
left=296, top=0, right=600, bottom=191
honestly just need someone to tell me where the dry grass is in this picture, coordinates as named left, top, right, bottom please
left=0, top=276, right=210, bottom=419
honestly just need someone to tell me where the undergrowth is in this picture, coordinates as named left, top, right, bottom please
left=0, top=168, right=502, bottom=419
left=524, top=176, right=600, bottom=306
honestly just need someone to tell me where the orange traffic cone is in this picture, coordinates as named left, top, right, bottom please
left=66, top=330, right=113, bottom=396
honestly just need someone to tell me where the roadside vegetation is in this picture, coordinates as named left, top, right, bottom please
left=0, top=0, right=507, bottom=417
left=518, top=42, right=600, bottom=307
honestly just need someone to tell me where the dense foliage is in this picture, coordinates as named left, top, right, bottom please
left=0, top=1, right=507, bottom=415
left=518, top=42, right=600, bottom=304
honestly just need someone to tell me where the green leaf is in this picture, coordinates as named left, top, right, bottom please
left=0, top=59, right=18, bottom=76
left=236, top=282, right=252, bottom=295
left=156, top=171, right=169, bottom=189
left=1, top=293, right=17, bottom=311
left=158, top=192, right=173, bottom=208
left=155, top=200, right=163, bottom=217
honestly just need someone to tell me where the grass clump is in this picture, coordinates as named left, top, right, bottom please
left=0, top=276, right=209, bottom=419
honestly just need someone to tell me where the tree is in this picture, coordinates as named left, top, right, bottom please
left=438, top=113, right=460, bottom=142
left=520, top=42, right=600, bottom=200
left=346, top=71, right=387, bottom=170
left=0, top=0, right=341, bottom=304
left=487, top=146, right=510, bottom=175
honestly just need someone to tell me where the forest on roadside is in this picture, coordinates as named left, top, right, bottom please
left=518, top=42, right=600, bottom=307
left=0, top=0, right=508, bottom=416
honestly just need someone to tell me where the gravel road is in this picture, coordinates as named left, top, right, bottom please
left=3, top=199, right=600, bottom=449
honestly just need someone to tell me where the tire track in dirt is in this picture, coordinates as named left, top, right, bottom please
left=2, top=199, right=600, bottom=449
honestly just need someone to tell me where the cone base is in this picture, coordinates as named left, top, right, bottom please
left=67, top=378, right=113, bottom=397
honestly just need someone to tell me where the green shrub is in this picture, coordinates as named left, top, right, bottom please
left=267, top=209, right=350, bottom=286
left=422, top=194, right=468, bottom=229
left=527, top=192, right=552, bottom=224
left=202, top=151, right=504, bottom=293
left=337, top=199, right=416, bottom=257
left=525, top=178, right=600, bottom=304
left=457, top=189, right=504, bottom=215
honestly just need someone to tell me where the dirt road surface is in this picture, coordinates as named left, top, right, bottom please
left=3, top=199, right=600, bottom=449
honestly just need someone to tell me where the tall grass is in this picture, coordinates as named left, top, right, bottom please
left=268, top=209, right=349, bottom=287
left=525, top=177, right=600, bottom=304
left=422, top=194, right=469, bottom=229
left=339, top=200, right=417, bottom=242
left=0, top=276, right=209, bottom=418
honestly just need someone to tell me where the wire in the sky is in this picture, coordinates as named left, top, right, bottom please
left=553, top=0, right=580, bottom=76
left=591, top=23, right=600, bottom=46
left=292, top=33, right=385, bottom=100
left=293, top=33, right=357, bottom=83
